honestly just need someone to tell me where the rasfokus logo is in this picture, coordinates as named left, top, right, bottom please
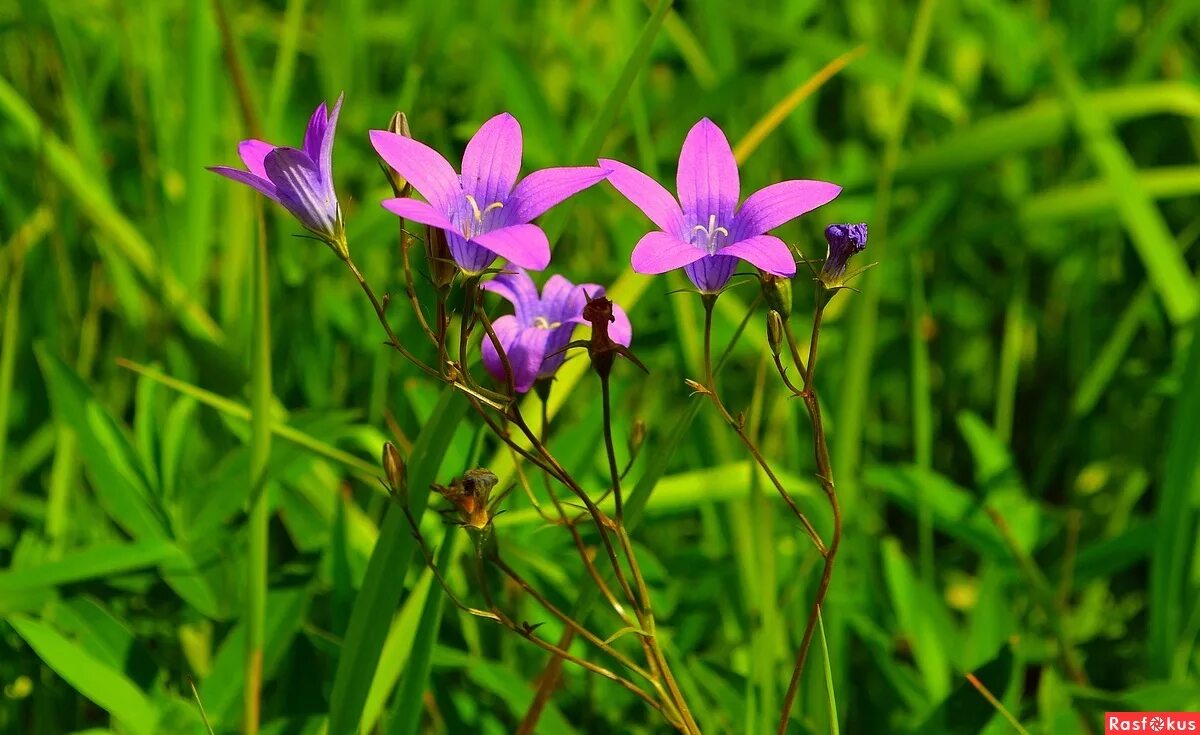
left=1106, top=713, right=1200, bottom=733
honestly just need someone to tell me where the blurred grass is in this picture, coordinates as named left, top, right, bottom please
left=3, top=1, right=1200, bottom=734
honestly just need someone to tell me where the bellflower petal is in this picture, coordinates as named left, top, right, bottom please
left=381, top=197, right=457, bottom=231
left=732, top=179, right=841, bottom=241
left=461, top=112, right=523, bottom=206
left=684, top=254, right=739, bottom=293
left=318, top=94, right=343, bottom=192
left=303, top=101, right=328, bottom=163
left=717, top=234, right=796, bottom=277
left=676, top=118, right=739, bottom=225
left=369, top=130, right=463, bottom=212
left=238, top=140, right=275, bottom=179
left=471, top=224, right=551, bottom=271
left=481, top=314, right=552, bottom=393
left=630, top=231, right=706, bottom=274
left=264, top=147, right=339, bottom=235
left=599, top=158, right=685, bottom=236
left=447, top=232, right=496, bottom=274
left=208, top=166, right=278, bottom=201
left=507, top=166, right=609, bottom=224
left=481, top=269, right=541, bottom=324
left=539, top=274, right=586, bottom=325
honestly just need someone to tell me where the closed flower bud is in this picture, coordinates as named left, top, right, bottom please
left=629, top=419, right=646, bottom=455
left=820, top=223, right=869, bottom=288
left=382, top=112, right=413, bottom=198
left=383, top=442, right=406, bottom=499
left=424, top=225, right=458, bottom=290
left=760, top=273, right=792, bottom=318
left=767, top=310, right=784, bottom=357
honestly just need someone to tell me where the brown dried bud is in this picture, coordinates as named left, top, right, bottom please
left=767, top=310, right=784, bottom=357
left=434, top=468, right=499, bottom=531
left=382, top=112, right=413, bottom=198
left=383, top=442, right=406, bottom=499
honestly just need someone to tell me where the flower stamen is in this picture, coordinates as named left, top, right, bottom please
left=691, top=214, right=729, bottom=254
left=532, top=316, right=561, bottom=330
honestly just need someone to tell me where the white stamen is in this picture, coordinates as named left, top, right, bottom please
left=463, top=194, right=505, bottom=238
left=691, top=214, right=729, bottom=254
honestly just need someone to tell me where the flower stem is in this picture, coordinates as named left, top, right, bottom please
left=244, top=200, right=271, bottom=735
left=777, top=292, right=842, bottom=735
left=343, top=255, right=439, bottom=378
left=600, top=374, right=623, bottom=520
left=700, top=296, right=826, bottom=554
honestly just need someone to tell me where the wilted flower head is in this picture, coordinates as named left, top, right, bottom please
left=209, top=95, right=347, bottom=257
left=601, top=118, right=841, bottom=293
left=480, top=269, right=632, bottom=393
left=434, top=468, right=499, bottom=531
left=820, top=223, right=868, bottom=287
left=370, top=113, right=609, bottom=274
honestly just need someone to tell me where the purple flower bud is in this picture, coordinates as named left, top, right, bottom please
left=820, top=223, right=868, bottom=287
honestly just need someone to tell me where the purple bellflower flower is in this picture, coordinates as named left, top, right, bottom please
left=480, top=269, right=632, bottom=393
left=370, top=113, right=609, bottom=274
left=209, top=95, right=347, bottom=257
left=601, top=118, right=842, bottom=293
left=820, top=223, right=868, bottom=287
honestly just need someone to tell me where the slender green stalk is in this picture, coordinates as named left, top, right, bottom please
left=244, top=202, right=272, bottom=735
left=0, top=240, right=25, bottom=508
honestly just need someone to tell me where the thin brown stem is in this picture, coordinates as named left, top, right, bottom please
left=700, top=296, right=826, bottom=555
left=777, top=293, right=842, bottom=735
left=344, top=256, right=439, bottom=379
left=399, top=229, right=437, bottom=346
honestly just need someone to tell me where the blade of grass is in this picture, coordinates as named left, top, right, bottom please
left=732, top=44, right=866, bottom=164
left=541, top=0, right=672, bottom=245
left=385, top=526, right=457, bottom=735
left=965, top=672, right=1031, bottom=735
left=835, top=0, right=939, bottom=518
left=0, top=75, right=223, bottom=343
left=817, top=609, right=839, bottom=735
left=326, top=389, right=468, bottom=735
left=0, top=541, right=183, bottom=594
left=244, top=200, right=272, bottom=735
left=1148, top=312, right=1200, bottom=676
left=115, top=359, right=380, bottom=481
left=8, top=614, right=160, bottom=735
left=1021, top=167, right=1200, bottom=224
left=1047, top=33, right=1198, bottom=324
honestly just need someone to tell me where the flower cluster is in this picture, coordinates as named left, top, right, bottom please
left=210, top=98, right=868, bottom=392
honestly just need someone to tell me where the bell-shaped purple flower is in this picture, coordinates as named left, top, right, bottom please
left=820, top=223, right=868, bottom=287
left=370, top=113, right=609, bottom=274
left=601, top=118, right=842, bottom=293
left=209, top=95, right=347, bottom=256
left=479, top=269, right=632, bottom=393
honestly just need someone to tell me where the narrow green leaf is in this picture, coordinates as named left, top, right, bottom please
left=36, top=347, right=168, bottom=540
left=1048, top=36, right=1198, bottom=324
left=326, top=389, right=468, bottom=735
left=385, top=526, right=456, bottom=735
left=8, top=614, right=160, bottom=735
left=0, top=540, right=182, bottom=595
left=1149, top=330, right=1200, bottom=675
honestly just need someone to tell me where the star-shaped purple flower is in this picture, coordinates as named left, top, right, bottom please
left=480, top=269, right=632, bottom=393
left=601, top=118, right=842, bottom=293
left=209, top=94, right=346, bottom=254
left=370, top=113, right=609, bottom=274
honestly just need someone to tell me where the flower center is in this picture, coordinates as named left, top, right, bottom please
left=532, top=315, right=560, bottom=330
left=691, top=214, right=729, bottom=255
left=462, top=194, right=505, bottom=238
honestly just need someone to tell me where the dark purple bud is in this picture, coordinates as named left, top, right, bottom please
left=820, top=223, right=868, bottom=287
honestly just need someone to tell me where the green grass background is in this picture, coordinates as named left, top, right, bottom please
left=2, top=0, right=1200, bottom=733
